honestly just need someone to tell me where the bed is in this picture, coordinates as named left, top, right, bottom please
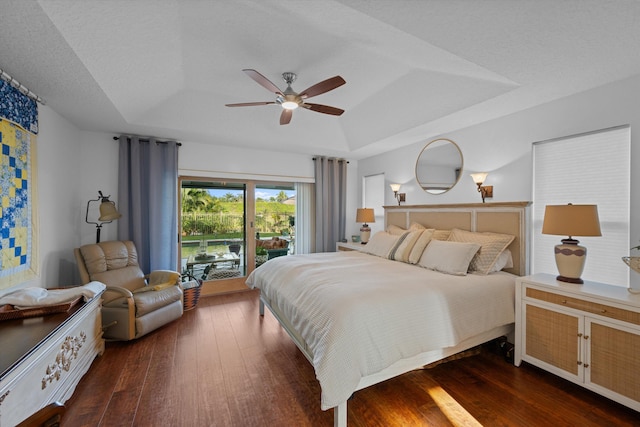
left=246, top=202, right=530, bottom=426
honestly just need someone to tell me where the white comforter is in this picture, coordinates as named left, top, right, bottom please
left=246, top=251, right=515, bottom=410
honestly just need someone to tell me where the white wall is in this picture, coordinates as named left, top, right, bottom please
left=179, top=140, right=315, bottom=182
left=357, top=73, right=640, bottom=287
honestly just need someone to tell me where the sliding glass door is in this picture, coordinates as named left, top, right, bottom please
left=179, top=178, right=295, bottom=295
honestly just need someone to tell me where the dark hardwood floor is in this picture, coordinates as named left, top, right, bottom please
left=63, top=290, right=639, bottom=426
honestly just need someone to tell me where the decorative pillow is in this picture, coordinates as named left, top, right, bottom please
left=447, top=228, right=515, bottom=275
left=133, top=281, right=174, bottom=293
left=387, top=224, right=407, bottom=236
left=432, top=229, right=451, bottom=240
left=489, top=249, right=514, bottom=272
left=418, top=240, right=481, bottom=276
left=408, top=229, right=434, bottom=264
left=363, top=231, right=400, bottom=258
left=389, top=230, right=423, bottom=263
left=409, top=222, right=426, bottom=230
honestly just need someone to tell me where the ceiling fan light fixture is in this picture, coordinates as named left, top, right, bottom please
left=227, top=69, right=345, bottom=124
left=281, top=101, right=299, bottom=110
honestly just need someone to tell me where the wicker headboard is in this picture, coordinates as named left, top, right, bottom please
left=385, top=202, right=531, bottom=276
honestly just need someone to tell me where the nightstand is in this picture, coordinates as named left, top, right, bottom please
left=515, top=273, right=640, bottom=411
left=336, top=241, right=367, bottom=252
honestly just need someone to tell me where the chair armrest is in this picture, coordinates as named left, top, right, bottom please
left=102, top=285, right=134, bottom=305
left=146, top=270, right=181, bottom=286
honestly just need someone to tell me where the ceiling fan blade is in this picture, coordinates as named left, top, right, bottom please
left=302, top=103, right=345, bottom=116
left=242, top=69, right=284, bottom=96
left=280, top=109, right=293, bottom=125
left=225, top=101, right=276, bottom=107
left=299, top=76, right=346, bottom=99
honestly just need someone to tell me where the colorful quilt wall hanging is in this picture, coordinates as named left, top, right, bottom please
left=0, top=78, right=38, bottom=290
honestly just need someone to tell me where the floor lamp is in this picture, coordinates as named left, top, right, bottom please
left=85, top=191, right=122, bottom=243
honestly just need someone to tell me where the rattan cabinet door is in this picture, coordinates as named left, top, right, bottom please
left=586, top=318, right=640, bottom=407
left=524, top=303, right=582, bottom=380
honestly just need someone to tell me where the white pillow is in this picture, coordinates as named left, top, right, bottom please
left=387, top=224, right=407, bottom=236
left=432, top=229, right=452, bottom=241
left=489, top=249, right=514, bottom=272
left=363, top=231, right=400, bottom=258
left=418, top=240, right=481, bottom=276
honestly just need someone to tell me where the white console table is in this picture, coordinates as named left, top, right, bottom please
left=0, top=290, right=104, bottom=426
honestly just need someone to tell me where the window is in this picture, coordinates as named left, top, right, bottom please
left=363, top=173, right=385, bottom=222
left=532, top=126, right=630, bottom=285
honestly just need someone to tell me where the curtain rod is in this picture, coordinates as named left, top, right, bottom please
left=312, top=156, right=349, bottom=164
left=0, top=68, right=45, bottom=104
left=113, top=136, right=182, bottom=146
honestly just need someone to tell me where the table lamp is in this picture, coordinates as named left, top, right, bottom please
left=356, top=208, right=375, bottom=244
left=542, top=203, right=601, bottom=284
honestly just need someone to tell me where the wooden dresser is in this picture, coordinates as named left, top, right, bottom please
left=515, top=273, right=640, bottom=411
left=0, top=291, right=104, bottom=426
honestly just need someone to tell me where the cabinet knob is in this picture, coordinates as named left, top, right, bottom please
left=584, top=363, right=590, bottom=368
left=577, top=333, right=583, bottom=338
left=577, top=361, right=582, bottom=365
left=584, top=335, right=589, bottom=340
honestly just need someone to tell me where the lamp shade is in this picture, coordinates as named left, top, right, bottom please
left=99, top=200, right=122, bottom=222
left=470, top=172, right=488, bottom=184
left=390, top=183, right=401, bottom=192
left=542, top=204, right=601, bottom=237
left=356, top=208, right=375, bottom=223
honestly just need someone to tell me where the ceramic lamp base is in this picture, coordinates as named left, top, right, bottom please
left=554, top=239, right=586, bottom=284
left=360, top=223, right=371, bottom=244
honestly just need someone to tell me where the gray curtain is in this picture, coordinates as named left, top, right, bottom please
left=314, top=157, right=347, bottom=252
left=117, top=136, right=180, bottom=272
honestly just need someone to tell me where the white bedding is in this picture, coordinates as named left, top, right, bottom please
left=246, top=251, right=516, bottom=410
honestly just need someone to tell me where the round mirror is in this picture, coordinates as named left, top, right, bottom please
left=415, top=138, right=463, bottom=194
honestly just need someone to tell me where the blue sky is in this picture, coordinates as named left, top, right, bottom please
left=207, top=188, right=295, bottom=200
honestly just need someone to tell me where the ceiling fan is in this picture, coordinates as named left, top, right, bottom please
left=225, top=69, right=346, bottom=125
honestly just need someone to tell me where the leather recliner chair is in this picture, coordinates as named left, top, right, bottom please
left=74, top=240, right=183, bottom=341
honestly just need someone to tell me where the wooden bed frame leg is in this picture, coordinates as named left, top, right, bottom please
left=259, top=299, right=265, bottom=316
left=334, top=402, right=347, bottom=427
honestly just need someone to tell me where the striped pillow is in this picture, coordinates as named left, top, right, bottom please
left=408, top=229, right=434, bottom=264
left=389, top=230, right=424, bottom=263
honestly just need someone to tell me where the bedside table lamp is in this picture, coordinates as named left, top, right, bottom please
left=542, top=203, right=601, bottom=284
left=356, top=208, right=375, bottom=244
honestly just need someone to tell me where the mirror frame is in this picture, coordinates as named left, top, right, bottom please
left=415, top=138, right=464, bottom=195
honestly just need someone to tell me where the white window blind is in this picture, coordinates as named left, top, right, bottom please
left=532, top=126, right=630, bottom=286
left=363, top=173, right=385, bottom=221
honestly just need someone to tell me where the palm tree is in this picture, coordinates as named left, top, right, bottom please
left=182, top=188, right=209, bottom=212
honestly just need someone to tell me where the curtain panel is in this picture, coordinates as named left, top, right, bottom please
left=118, top=136, right=180, bottom=272
left=314, top=156, right=347, bottom=253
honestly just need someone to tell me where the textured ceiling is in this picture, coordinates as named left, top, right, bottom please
left=2, top=0, right=640, bottom=159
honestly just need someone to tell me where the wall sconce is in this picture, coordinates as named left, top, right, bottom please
left=390, top=184, right=406, bottom=206
left=86, top=191, right=122, bottom=243
left=542, top=203, right=601, bottom=284
left=470, top=173, right=493, bottom=203
left=356, top=208, right=375, bottom=244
